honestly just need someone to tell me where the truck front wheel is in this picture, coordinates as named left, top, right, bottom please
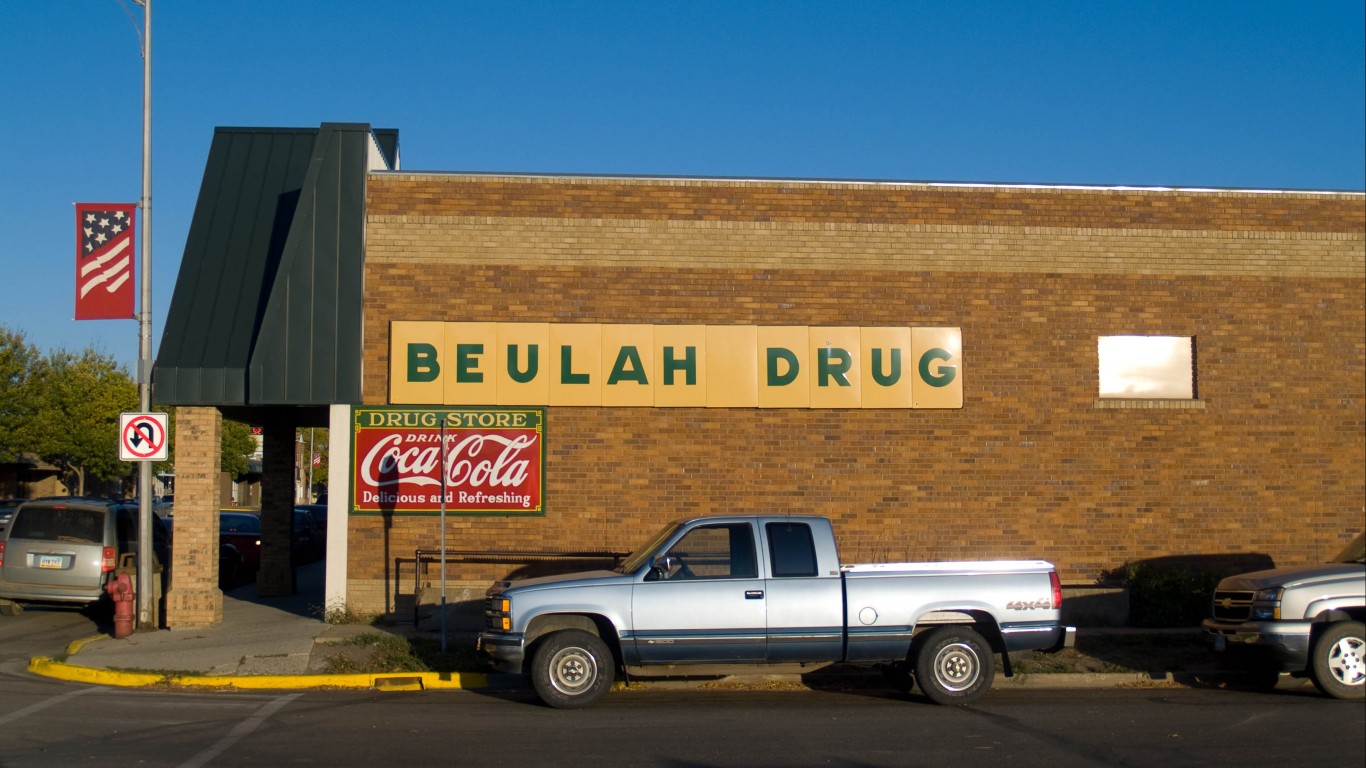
left=530, top=629, right=615, bottom=709
left=914, top=626, right=995, bottom=705
left=1310, top=621, right=1365, bottom=700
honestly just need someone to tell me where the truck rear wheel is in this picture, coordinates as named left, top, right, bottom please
left=914, top=626, right=994, bottom=705
left=1310, top=621, right=1365, bottom=700
left=530, top=629, right=615, bottom=709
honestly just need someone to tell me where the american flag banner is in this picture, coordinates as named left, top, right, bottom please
left=75, top=202, right=136, bottom=320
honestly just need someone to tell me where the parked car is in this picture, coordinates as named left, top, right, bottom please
left=294, top=503, right=328, bottom=534
left=1203, top=531, right=1365, bottom=699
left=219, top=511, right=262, bottom=586
left=0, top=497, right=170, bottom=613
left=131, top=496, right=173, bottom=518
left=0, top=499, right=23, bottom=535
left=291, top=508, right=325, bottom=563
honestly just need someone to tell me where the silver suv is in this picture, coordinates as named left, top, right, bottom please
left=0, top=498, right=169, bottom=612
left=1203, top=532, right=1365, bottom=700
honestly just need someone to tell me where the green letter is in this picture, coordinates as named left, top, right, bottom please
left=918, top=348, right=957, bottom=388
left=662, top=346, right=697, bottom=386
left=560, top=345, right=590, bottom=385
left=455, top=344, right=484, bottom=383
left=766, top=348, right=799, bottom=386
left=608, top=346, right=649, bottom=385
left=407, top=343, right=440, bottom=383
left=817, top=348, right=852, bottom=387
left=506, top=344, right=539, bottom=383
left=870, top=348, right=902, bottom=386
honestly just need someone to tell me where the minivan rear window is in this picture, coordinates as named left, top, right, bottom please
left=8, top=507, right=104, bottom=543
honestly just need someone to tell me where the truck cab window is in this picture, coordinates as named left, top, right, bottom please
left=653, top=523, right=757, bottom=580
left=767, top=522, right=817, bottom=577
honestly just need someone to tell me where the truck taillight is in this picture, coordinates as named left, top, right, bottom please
left=0, top=541, right=5, bottom=567
left=1050, top=570, right=1063, bottom=610
left=102, top=546, right=116, bottom=572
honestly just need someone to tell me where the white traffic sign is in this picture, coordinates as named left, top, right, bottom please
left=120, top=412, right=169, bottom=461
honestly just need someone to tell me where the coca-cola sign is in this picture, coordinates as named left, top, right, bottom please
left=351, top=407, right=545, bottom=515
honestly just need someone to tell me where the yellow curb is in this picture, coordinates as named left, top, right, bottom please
left=166, top=671, right=486, bottom=690
left=65, top=634, right=111, bottom=656
left=29, top=657, right=165, bottom=687
left=28, top=657, right=486, bottom=692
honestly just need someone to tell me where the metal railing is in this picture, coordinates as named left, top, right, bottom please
left=411, top=548, right=630, bottom=625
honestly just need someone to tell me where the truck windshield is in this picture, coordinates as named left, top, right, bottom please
left=613, top=522, right=681, bottom=574
left=1331, top=532, right=1365, bottom=564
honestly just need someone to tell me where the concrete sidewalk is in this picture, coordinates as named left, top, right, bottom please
left=28, top=563, right=1270, bottom=694
left=29, top=560, right=480, bottom=690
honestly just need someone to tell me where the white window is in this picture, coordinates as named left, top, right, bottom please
left=1098, top=336, right=1195, bottom=400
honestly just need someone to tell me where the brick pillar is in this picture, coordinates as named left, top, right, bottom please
left=256, top=420, right=296, bottom=597
left=166, top=406, right=223, bottom=627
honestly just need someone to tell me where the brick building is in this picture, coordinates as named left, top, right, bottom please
left=157, top=124, right=1364, bottom=626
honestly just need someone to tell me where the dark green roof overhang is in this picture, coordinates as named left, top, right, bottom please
left=155, top=123, right=397, bottom=411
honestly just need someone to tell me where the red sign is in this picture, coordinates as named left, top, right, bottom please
left=351, top=407, right=545, bottom=515
left=75, top=203, right=136, bottom=320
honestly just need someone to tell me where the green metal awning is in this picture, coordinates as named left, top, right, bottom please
left=155, top=123, right=397, bottom=414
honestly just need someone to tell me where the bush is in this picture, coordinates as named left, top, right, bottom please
left=1123, top=562, right=1223, bottom=628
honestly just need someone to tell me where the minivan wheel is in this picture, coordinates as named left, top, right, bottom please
left=0, top=600, right=22, bottom=617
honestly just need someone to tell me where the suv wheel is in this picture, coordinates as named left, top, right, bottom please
left=1310, top=621, right=1365, bottom=700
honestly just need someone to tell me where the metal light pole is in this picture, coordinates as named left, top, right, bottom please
left=439, top=420, right=448, bottom=654
left=134, top=0, right=155, bottom=629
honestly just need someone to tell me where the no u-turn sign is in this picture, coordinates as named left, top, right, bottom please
left=120, top=412, right=169, bottom=461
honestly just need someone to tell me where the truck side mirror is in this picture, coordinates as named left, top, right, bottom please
left=645, top=555, right=675, bottom=581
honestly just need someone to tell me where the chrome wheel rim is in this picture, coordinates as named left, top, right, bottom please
left=549, top=646, right=598, bottom=696
left=933, top=642, right=979, bottom=692
left=1327, top=635, right=1365, bottom=687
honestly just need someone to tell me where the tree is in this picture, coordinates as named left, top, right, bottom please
left=151, top=410, right=260, bottom=483
left=0, top=326, right=40, bottom=462
left=24, top=347, right=137, bottom=495
left=221, top=419, right=257, bottom=478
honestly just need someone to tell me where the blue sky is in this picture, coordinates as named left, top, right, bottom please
left=2, top=1, right=1362, bottom=373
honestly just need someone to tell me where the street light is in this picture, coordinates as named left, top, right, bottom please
left=128, top=0, right=155, bottom=629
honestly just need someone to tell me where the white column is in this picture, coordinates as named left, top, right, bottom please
left=324, top=404, right=351, bottom=614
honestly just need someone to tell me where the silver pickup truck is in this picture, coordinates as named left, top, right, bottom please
left=478, top=514, right=1075, bottom=708
left=1202, top=531, right=1365, bottom=700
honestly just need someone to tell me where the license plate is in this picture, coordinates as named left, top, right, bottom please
left=37, top=554, right=64, bottom=569
left=1213, top=635, right=1227, bottom=652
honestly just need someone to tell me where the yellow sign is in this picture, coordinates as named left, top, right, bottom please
left=391, top=322, right=963, bottom=409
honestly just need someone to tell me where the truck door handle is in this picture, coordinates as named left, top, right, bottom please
left=745, top=590, right=765, bottom=600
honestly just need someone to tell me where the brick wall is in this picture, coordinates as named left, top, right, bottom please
left=352, top=174, right=1364, bottom=614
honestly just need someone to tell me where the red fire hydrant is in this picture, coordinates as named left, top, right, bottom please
left=106, top=572, right=135, bottom=639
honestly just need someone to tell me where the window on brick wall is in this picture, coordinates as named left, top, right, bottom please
left=1098, top=336, right=1196, bottom=399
